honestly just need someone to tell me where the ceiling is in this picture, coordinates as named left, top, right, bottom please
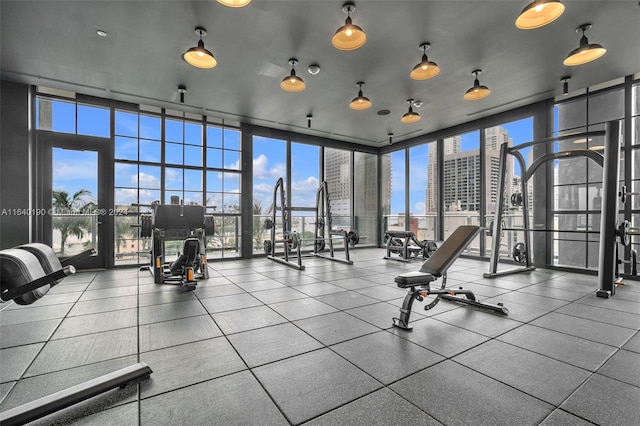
left=1, top=1, right=639, bottom=147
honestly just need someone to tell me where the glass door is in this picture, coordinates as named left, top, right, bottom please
left=38, top=132, right=113, bottom=269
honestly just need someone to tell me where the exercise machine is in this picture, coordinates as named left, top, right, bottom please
left=392, top=225, right=508, bottom=330
left=264, top=177, right=304, bottom=270
left=0, top=244, right=152, bottom=426
left=383, top=231, right=437, bottom=262
left=311, top=181, right=359, bottom=265
left=485, top=121, right=630, bottom=298
left=141, top=203, right=212, bottom=290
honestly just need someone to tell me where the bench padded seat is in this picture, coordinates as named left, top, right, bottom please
left=395, top=271, right=436, bottom=288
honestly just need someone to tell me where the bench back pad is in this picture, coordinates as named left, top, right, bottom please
left=418, top=225, right=480, bottom=277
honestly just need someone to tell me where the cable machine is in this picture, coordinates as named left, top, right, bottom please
left=485, top=120, right=627, bottom=298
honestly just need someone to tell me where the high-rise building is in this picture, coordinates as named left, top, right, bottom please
left=426, top=128, right=514, bottom=214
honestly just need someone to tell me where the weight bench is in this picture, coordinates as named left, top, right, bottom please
left=0, top=243, right=152, bottom=426
left=392, top=225, right=508, bottom=330
left=384, top=231, right=437, bottom=262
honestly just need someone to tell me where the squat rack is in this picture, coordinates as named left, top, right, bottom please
left=485, top=120, right=623, bottom=298
left=265, top=177, right=304, bottom=270
left=311, top=180, right=355, bottom=265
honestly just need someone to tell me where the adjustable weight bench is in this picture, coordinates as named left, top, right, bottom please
left=0, top=244, right=152, bottom=426
left=392, top=225, right=508, bottom=330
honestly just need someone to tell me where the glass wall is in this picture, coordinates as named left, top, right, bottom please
left=37, top=95, right=243, bottom=265
left=442, top=131, right=480, bottom=251
left=410, top=143, right=437, bottom=242
left=324, top=147, right=352, bottom=230
left=485, top=118, right=533, bottom=259
left=289, top=142, right=320, bottom=249
left=554, top=87, right=623, bottom=269
left=113, top=110, right=162, bottom=265
left=383, top=150, right=405, bottom=235
left=205, top=124, right=242, bottom=259
left=252, top=136, right=286, bottom=253
left=354, top=151, right=378, bottom=247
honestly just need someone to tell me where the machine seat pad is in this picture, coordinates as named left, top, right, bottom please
left=18, top=243, right=64, bottom=276
left=169, top=238, right=200, bottom=276
left=0, top=248, right=50, bottom=305
left=395, top=271, right=436, bottom=288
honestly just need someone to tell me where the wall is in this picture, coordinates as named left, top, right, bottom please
left=0, top=80, right=31, bottom=248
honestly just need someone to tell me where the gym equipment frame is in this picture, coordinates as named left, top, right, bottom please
left=311, top=181, right=357, bottom=265
left=0, top=244, right=152, bottom=425
left=392, top=225, right=508, bottom=330
left=143, top=204, right=210, bottom=290
left=484, top=121, right=625, bottom=298
left=383, top=230, right=437, bottom=262
left=265, top=177, right=304, bottom=270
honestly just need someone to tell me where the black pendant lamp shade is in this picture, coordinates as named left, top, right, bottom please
left=182, top=27, right=217, bottom=69
left=332, top=2, right=366, bottom=51
left=410, top=43, right=440, bottom=80
left=401, top=99, right=421, bottom=123
left=563, top=24, right=606, bottom=66
left=349, top=82, right=372, bottom=110
left=280, top=58, right=306, bottom=92
left=464, top=70, right=491, bottom=100
left=515, top=0, right=565, bottom=29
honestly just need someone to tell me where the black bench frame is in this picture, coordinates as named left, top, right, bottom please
left=392, top=225, right=508, bottom=330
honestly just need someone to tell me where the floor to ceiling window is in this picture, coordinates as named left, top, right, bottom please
left=410, top=142, right=437, bottom=242
left=485, top=117, right=533, bottom=259
left=354, top=151, right=378, bottom=247
left=114, top=109, right=162, bottom=265
left=554, top=86, right=624, bottom=269
left=290, top=142, right=320, bottom=250
left=382, top=150, right=405, bottom=236
left=205, top=124, right=242, bottom=259
left=442, top=131, right=480, bottom=251
left=252, top=136, right=286, bottom=254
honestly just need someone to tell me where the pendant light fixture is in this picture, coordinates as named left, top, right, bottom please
left=349, top=82, right=372, bottom=110
left=410, top=43, right=440, bottom=80
left=280, top=58, right=306, bottom=92
left=400, top=99, right=421, bottom=124
left=182, top=27, right=217, bottom=69
left=561, top=76, right=571, bottom=95
left=515, top=0, right=565, bottom=29
left=332, top=2, right=366, bottom=51
left=217, top=0, right=251, bottom=7
left=563, top=23, right=606, bottom=66
left=464, top=70, right=491, bottom=100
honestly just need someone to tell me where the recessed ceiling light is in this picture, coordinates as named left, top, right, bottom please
left=96, top=30, right=108, bottom=37
left=377, top=109, right=391, bottom=115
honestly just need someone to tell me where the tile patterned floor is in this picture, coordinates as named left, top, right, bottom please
left=1, top=249, right=639, bottom=425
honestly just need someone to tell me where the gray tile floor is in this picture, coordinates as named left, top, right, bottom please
left=1, top=249, right=639, bottom=425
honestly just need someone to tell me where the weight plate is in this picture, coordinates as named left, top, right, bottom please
left=263, top=240, right=272, bottom=255
left=512, top=242, right=527, bottom=264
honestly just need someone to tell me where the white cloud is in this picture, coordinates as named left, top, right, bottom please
left=413, top=202, right=426, bottom=215
left=253, top=154, right=285, bottom=179
left=136, top=172, right=160, bottom=188
left=292, top=176, right=319, bottom=192
left=115, top=188, right=138, bottom=206
left=166, top=169, right=180, bottom=182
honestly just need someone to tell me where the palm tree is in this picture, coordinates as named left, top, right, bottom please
left=51, top=189, right=94, bottom=255
left=253, top=198, right=264, bottom=249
